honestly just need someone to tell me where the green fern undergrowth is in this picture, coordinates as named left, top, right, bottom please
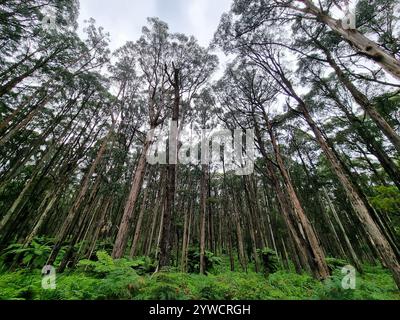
left=0, top=251, right=398, bottom=300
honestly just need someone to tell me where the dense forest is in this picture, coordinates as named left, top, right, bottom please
left=0, top=0, right=400, bottom=301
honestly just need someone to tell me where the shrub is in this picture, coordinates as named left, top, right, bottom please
left=136, top=273, right=188, bottom=300
left=257, top=248, right=279, bottom=275
left=77, top=251, right=117, bottom=276
left=130, top=256, right=156, bottom=275
left=94, top=269, right=142, bottom=300
left=0, top=253, right=399, bottom=300
left=268, top=271, right=320, bottom=299
left=0, top=270, right=41, bottom=300
left=78, top=251, right=156, bottom=277
left=40, top=273, right=99, bottom=300
left=316, top=264, right=400, bottom=300
left=186, top=249, right=222, bottom=274
left=325, top=257, right=348, bottom=274
left=1, top=237, right=65, bottom=269
left=315, top=271, right=355, bottom=300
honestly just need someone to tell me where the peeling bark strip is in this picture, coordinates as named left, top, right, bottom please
left=299, top=0, right=400, bottom=80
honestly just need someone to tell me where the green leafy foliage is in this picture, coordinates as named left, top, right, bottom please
left=316, top=265, right=399, bottom=300
left=78, top=251, right=118, bottom=276
left=0, top=270, right=40, bottom=300
left=0, top=254, right=399, bottom=300
left=267, top=271, right=321, bottom=299
left=136, top=273, right=188, bottom=300
left=77, top=251, right=156, bottom=277
left=0, top=237, right=64, bottom=269
left=325, top=257, right=349, bottom=273
left=257, top=247, right=279, bottom=275
left=369, top=186, right=400, bottom=236
left=369, top=186, right=400, bottom=215
left=186, top=249, right=222, bottom=274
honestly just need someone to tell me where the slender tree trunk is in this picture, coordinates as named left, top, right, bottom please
left=267, top=122, right=330, bottom=279
left=299, top=101, right=400, bottom=288
left=159, top=66, right=180, bottom=268
left=47, top=128, right=112, bottom=264
left=181, top=197, right=190, bottom=272
left=322, top=187, right=363, bottom=271
left=0, top=48, right=63, bottom=97
left=254, top=119, right=312, bottom=273
left=243, top=177, right=261, bottom=272
left=199, top=164, right=208, bottom=274
left=112, top=134, right=153, bottom=258
left=0, top=95, right=49, bottom=147
left=129, top=183, right=150, bottom=258
left=232, top=198, right=247, bottom=272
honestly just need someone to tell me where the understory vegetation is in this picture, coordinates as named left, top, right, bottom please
left=0, top=246, right=399, bottom=300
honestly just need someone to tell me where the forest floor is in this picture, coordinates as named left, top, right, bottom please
left=0, top=253, right=399, bottom=300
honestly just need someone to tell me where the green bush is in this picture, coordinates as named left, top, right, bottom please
left=317, top=276, right=354, bottom=300
left=0, top=270, right=41, bottom=300
left=186, top=249, right=222, bottom=274
left=325, top=257, right=348, bottom=273
left=77, top=251, right=155, bottom=277
left=40, top=273, right=100, bottom=300
left=78, top=251, right=121, bottom=276
left=316, top=265, right=399, bottom=300
left=94, top=269, right=142, bottom=300
left=130, top=256, right=156, bottom=275
left=0, top=253, right=399, bottom=300
left=369, top=186, right=400, bottom=236
left=268, top=271, right=320, bottom=299
left=1, top=237, right=65, bottom=269
left=257, top=248, right=279, bottom=275
left=136, top=273, right=188, bottom=300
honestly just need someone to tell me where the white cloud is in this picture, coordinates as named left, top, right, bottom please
left=186, top=0, right=231, bottom=47
left=78, top=0, right=157, bottom=50
left=77, top=0, right=232, bottom=82
left=78, top=0, right=231, bottom=50
left=187, top=0, right=211, bottom=46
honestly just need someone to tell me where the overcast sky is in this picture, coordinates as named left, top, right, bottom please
left=78, top=0, right=232, bottom=50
